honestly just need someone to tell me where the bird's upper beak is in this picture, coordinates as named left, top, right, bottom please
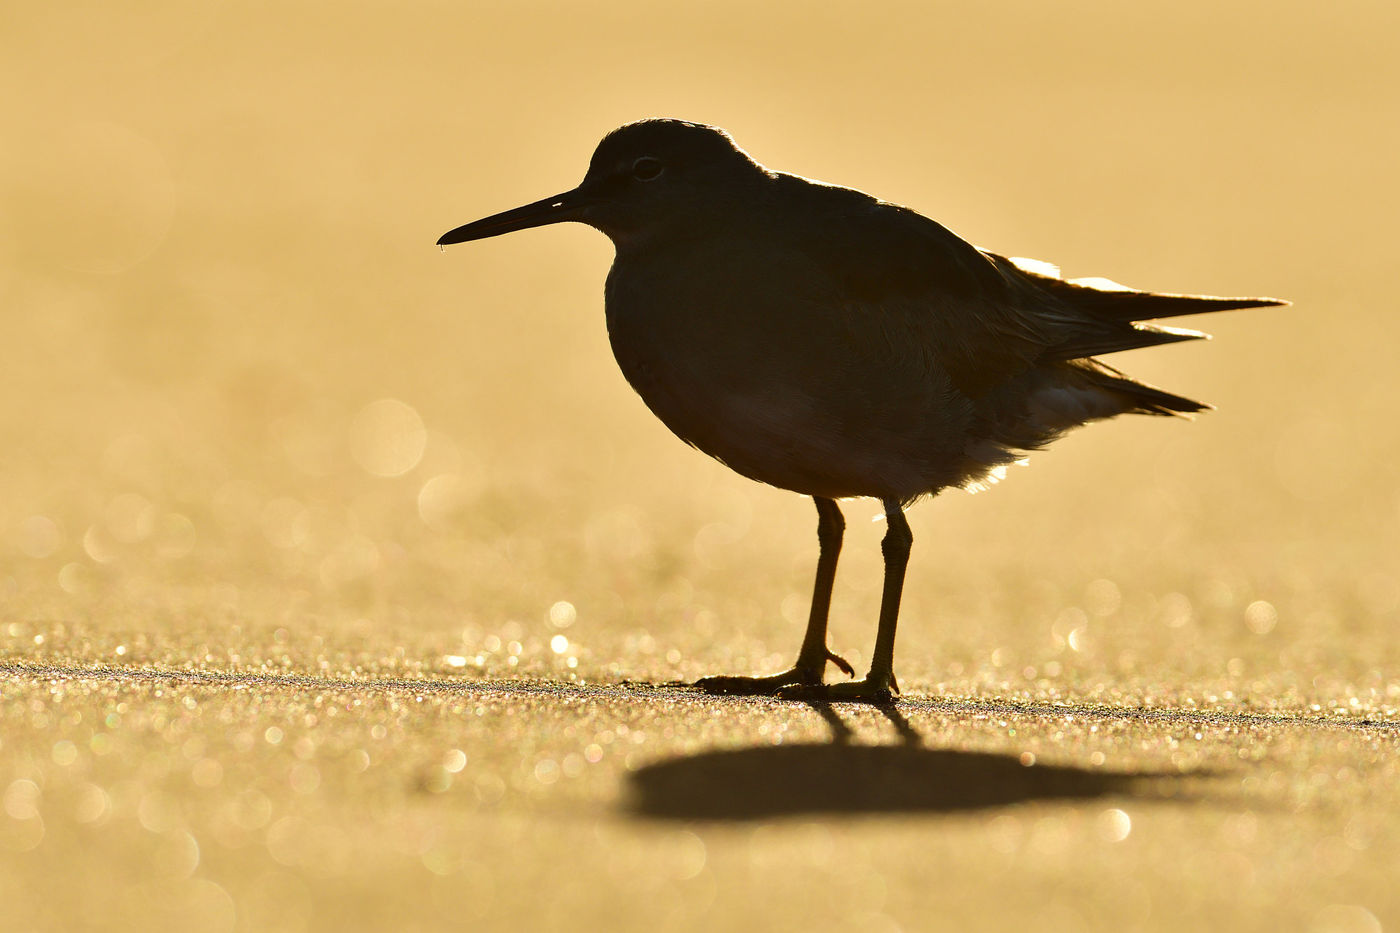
left=436, top=186, right=594, bottom=246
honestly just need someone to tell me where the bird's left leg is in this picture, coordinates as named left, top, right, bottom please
left=696, top=496, right=853, bottom=695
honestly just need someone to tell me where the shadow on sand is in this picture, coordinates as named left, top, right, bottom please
left=629, top=701, right=1211, bottom=820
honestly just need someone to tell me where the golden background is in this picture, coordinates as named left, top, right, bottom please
left=2, top=2, right=1398, bottom=931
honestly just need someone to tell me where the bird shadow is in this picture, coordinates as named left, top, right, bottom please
left=628, top=699, right=1214, bottom=821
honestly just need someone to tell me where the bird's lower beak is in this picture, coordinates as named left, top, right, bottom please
left=436, top=187, right=592, bottom=246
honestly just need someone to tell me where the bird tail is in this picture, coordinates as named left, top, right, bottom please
left=961, top=357, right=1208, bottom=488
left=1053, top=284, right=1286, bottom=323
left=992, top=253, right=1287, bottom=360
left=1071, top=358, right=1209, bottom=416
left=1001, top=255, right=1288, bottom=322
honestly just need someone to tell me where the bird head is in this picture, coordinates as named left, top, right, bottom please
left=437, top=119, right=769, bottom=249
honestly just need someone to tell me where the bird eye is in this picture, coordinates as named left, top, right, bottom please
left=631, top=157, right=664, bottom=181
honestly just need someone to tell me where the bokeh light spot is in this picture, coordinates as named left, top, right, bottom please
left=350, top=399, right=427, bottom=477
left=1244, top=600, right=1279, bottom=635
left=548, top=601, right=577, bottom=629
left=1097, top=808, right=1132, bottom=843
left=15, top=515, right=62, bottom=558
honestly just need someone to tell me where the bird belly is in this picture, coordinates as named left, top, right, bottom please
left=606, top=313, right=959, bottom=500
left=619, top=356, right=925, bottom=499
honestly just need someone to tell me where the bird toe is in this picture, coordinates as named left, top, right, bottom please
left=695, top=667, right=822, bottom=696
left=777, top=675, right=898, bottom=706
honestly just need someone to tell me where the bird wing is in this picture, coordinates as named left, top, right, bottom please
left=781, top=180, right=1283, bottom=396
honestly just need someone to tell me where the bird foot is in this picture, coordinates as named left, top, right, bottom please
left=776, top=672, right=900, bottom=706
left=695, top=649, right=854, bottom=697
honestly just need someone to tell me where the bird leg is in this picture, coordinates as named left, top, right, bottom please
left=793, top=497, right=854, bottom=676
left=779, top=499, right=910, bottom=705
left=696, top=497, right=853, bottom=695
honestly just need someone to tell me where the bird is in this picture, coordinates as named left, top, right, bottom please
left=437, top=118, right=1284, bottom=704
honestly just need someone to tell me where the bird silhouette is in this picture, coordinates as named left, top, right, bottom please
left=438, top=118, right=1284, bottom=704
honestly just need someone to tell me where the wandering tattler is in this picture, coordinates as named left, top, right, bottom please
left=438, top=118, right=1284, bottom=704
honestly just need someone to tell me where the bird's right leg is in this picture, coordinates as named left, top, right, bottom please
left=695, top=496, right=854, bottom=695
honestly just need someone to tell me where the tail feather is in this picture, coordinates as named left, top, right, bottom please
left=968, top=357, right=1210, bottom=480
left=1000, top=253, right=1288, bottom=322
left=1072, top=358, right=1210, bottom=416
left=1049, top=321, right=1208, bottom=360
left=1048, top=282, right=1286, bottom=323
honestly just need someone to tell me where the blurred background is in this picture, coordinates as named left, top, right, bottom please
left=2, top=1, right=1399, bottom=929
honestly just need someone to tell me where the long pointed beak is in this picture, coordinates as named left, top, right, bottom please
left=437, top=187, right=592, bottom=246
